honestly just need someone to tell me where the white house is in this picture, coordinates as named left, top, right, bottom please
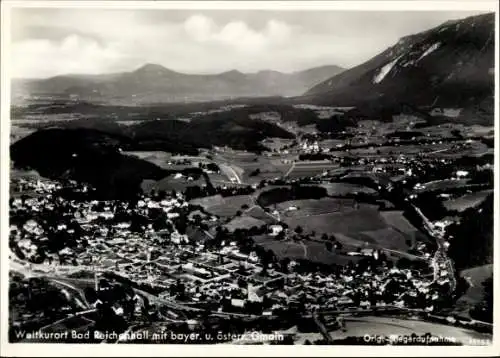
left=231, top=298, right=245, bottom=308
left=269, top=225, right=284, bottom=236
left=456, top=170, right=469, bottom=178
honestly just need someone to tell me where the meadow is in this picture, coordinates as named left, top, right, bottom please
left=282, top=206, right=386, bottom=235
left=443, top=190, right=493, bottom=212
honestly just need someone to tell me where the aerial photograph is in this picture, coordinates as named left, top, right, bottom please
left=3, top=2, right=497, bottom=349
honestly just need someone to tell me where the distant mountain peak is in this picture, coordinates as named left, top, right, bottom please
left=219, top=69, right=246, bottom=77
left=256, top=69, right=283, bottom=75
left=134, top=63, right=176, bottom=74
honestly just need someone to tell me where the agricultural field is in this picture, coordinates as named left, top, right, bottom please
left=141, top=175, right=207, bottom=194
left=192, top=195, right=254, bottom=218
left=218, top=163, right=245, bottom=183
left=427, top=141, right=492, bottom=159
left=318, top=182, right=377, bottom=196
left=124, top=151, right=172, bottom=168
left=443, top=190, right=493, bottom=212
left=238, top=158, right=290, bottom=183
left=207, top=172, right=233, bottom=185
left=329, top=232, right=374, bottom=251
left=275, top=204, right=427, bottom=253
left=463, top=125, right=494, bottom=137
left=357, top=227, right=414, bottom=251
left=415, top=179, right=469, bottom=192
left=252, top=236, right=363, bottom=266
left=282, top=206, right=387, bottom=235
left=125, top=151, right=215, bottom=171
left=214, top=150, right=296, bottom=183
left=380, top=211, right=420, bottom=234
left=318, top=139, right=345, bottom=148
left=276, top=198, right=357, bottom=217
left=189, top=195, right=225, bottom=208
left=224, top=215, right=267, bottom=232
left=245, top=206, right=278, bottom=224
left=455, top=264, right=493, bottom=318
left=286, top=161, right=340, bottom=179
left=10, top=125, right=36, bottom=144
left=260, top=137, right=295, bottom=152
left=252, top=236, right=306, bottom=259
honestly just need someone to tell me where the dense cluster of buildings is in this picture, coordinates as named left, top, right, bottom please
left=9, top=173, right=458, bottom=323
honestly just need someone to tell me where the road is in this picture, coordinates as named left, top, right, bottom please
left=51, top=278, right=90, bottom=307
left=11, top=258, right=262, bottom=320
left=312, top=312, right=334, bottom=343
left=219, top=163, right=243, bottom=184
left=284, top=161, right=296, bottom=177
left=10, top=257, right=491, bottom=342
left=411, top=204, right=457, bottom=291
left=39, top=309, right=98, bottom=332
left=426, top=147, right=451, bottom=155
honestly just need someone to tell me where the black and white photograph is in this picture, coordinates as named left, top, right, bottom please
left=1, top=1, right=498, bottom=356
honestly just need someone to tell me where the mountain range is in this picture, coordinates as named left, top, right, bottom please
left=11, top=12, right=495, bottom=125
left=300, top=12, right=495, bottom=124
left=12, top=64, right=344, bottom=104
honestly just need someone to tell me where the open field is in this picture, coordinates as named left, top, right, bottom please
left=275, top=205, right=427, bottom=253
left=357, top=227, right=414, bottom=251
left=125, top=151, right=216, bottom=171
left=239, top=158, right=290, bottom=183
left=124, top=151, right=196, bottom=170
left=217, top=163, right=244, bottom=183
left=207, top=172, right=233, bottom=184
left=380, top=211, right=420, bottom=234
left=141, top=175, right=207, bottom=194
left=245, top=206, right=278, bottom=224
left=10, top=125, right=36, bottom=143
left=287, top=161, right=340, bottom=179
left=189, top=195, right=225, bottom=208
left=443, top=190, right=493, bottom=212
left=282, top=206, right=386, bottom=235
left=224, top=215, right=267, bottom=232
left=318, top=182, right=377, bottom=196
left=252, top=236, right=363, bottom=266
left=261, top=137, right=295, bottom=151
left=454, top=264, right=493, bottom=318
left=414, top=179, right=469, bottom=192
left=276, top=198, right=357, bottom=217
left=214, top=150, right=294, bottom=183
left=201, top=195, right=254, bottom=217
left=190, top=194, right=255, bottom=217
left=124, top=151, right=172, bottom=168
left=426, top=141, right=491, bottom=159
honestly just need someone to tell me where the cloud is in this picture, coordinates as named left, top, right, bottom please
left=9, top=9, right=486, bottom=78
left=184, top=14, right=216, bottom=41
left=12, top=34, right=125, bottom=78
left=182, top=14, right=292, bottom=53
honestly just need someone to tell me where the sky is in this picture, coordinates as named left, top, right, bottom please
left=9, top=8, right=487, bottom=79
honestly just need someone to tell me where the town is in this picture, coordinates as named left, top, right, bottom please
left=5, top=8, right=495, bottom=349
left=8, top=111, right=494, bottom=344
